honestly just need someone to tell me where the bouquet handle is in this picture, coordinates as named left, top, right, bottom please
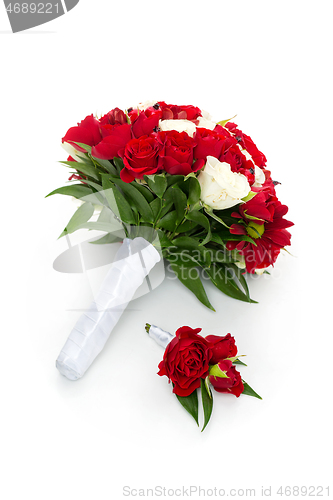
left=146, top=324, right=174, bottom=349
left=56, top=237, right=161, bottom=380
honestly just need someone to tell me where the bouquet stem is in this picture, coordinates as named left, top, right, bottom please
left=146, top=324, right=174, bottom=349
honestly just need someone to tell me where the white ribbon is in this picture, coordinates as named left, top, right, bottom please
left=147, top=325, right=175, bottom=349
left=56, top=237, right=161, bottom=380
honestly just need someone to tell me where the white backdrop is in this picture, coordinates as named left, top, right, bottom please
left=0, top=2, right=332, bottom=499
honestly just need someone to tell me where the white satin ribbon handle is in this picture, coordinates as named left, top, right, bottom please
left=56, top=237, right=161, bottom=380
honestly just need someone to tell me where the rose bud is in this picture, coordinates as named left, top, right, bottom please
left=205, top=333, right=237, bottom=364
left=209, top=360, right=244, bottom=397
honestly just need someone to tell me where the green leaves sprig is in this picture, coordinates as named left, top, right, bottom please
left=175, top=372, right=261, bottom=432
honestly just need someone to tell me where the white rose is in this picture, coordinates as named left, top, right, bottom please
left=61, top=142, right=83, bottom=163
left=198, top=156, right=251, bottom=210
left=201, top=109, right=213, bottom=120
left=196, top=116, right=217, bottom=130
left=159, top=119, right=196, bottom=137
left=253, top=165, right=265, bottom=187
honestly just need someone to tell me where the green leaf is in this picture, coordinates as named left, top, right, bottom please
left=72, top=152, right=92, bottom=165
left=72, top=142, right=92, bottom=154
left=187, top=177, right=201, bottom=205
left=209, top=364, right=228, bottom=378
left=171, top=236, right=211, bottom=268
left=201, top=379, right=213, bottom=432
left=186, top=210, right=211, bottom=245
left=168, top=254, right=215, bottom=311
left=149, top=197, right=162, bottom=220
left=233, top=359, right=247, bottom=366
left=174, top=219, right=199, bottom=233
left=167, top=175, right=184, bottom=187
left=113, top=157, right=125, bottom=174
left=127, top=225, right=156, bottom=243
left=154, top=230, right=174, bottom=249
left=59, top=202, right=94, bottom=238
left=146, top=174, right=167, bottom=198
left=171, top=185, right=188, bottom=223
left=60, top=161, right=101, bottom=181
left=204, top=376, right=211, bottom=395
left=156, top=210, right=178, bottom=231
left=86, top=206, right=124, bottom=238
left=242, top=210, right=265, bottom=222
left=210, top=233, right=227, bottom=248
left=172, top=235, right=202, bottom=251
left=204, top=207, right=230, bottom=229
left=213, top=230, right=257, bottom=247
left=242, top=191, right=257, bottom=203
left=175, top=388, right=199, bottom=426
left=102, top=177, right=136, bottom=225
left=217, top=114, right=237, bottom=127
left=205, top=248, right=235, bottom=264
left=242, top=381, right=262, bottom=400
left=205, top=263, right=255, bottom=303
left=97, top=206, right=114, bottom=223
left=159, top=186, right=175, bottom=217
left=76, top=179, right=107, bottom=206
left=108, top=177, right=154, bottom=223
left=81, top=178, right=104, bottom=192
left=92, top=157, right=118, bottom=175
left=183, top=171, right=197, bottom=180
left=45, top=184, right=93, bottom=200
left=230, top=263, right=251, bottom=301
left=132, top=181, right=155, bottom=203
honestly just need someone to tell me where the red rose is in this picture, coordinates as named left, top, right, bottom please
left=131, top=107, right=162, bottom=138
left=209, top=360, right=244, bottom=397
left=228, top=187, right=293, bottom=272
left=126, top=107, right=139, bottom=122
left=194, top=128, right=233, bottom=160
left=159, top=102, right=202, bottom=120
left=91, top=124, right=132, bottom=160
left=99, top=107, right=128, bottom=126
left=205, top=333, right=237, bottom=364
left=225, top=122, right=267, bottom=168
left=158, top=326, right=212, bottom=397
left=221, top=143, right=256, bottom=185
left=157, top=130, right=204, bottom=175
left=120, top=135, right=161, bottom=183
left=62, top=115, right=102, bottom=152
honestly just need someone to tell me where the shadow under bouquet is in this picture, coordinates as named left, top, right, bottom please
left=48, top=100, right=293, bottom=384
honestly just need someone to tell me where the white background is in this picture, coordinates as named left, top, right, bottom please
left=0, top=1, right=332, bottom=499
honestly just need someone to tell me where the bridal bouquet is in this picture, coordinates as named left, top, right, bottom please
left=48, top=101, right=293, bottom=394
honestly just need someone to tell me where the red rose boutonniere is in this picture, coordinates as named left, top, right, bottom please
left=148, top=324, right=261, bottom=431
